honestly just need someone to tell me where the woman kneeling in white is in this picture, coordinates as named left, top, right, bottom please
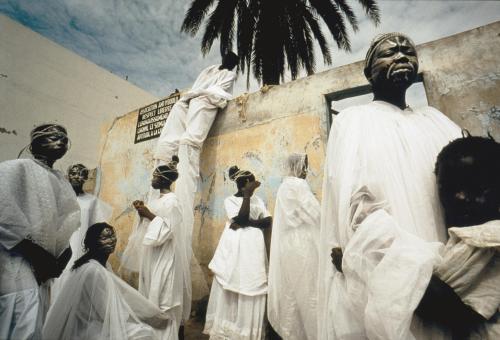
left=268, top=153, right=320, bottom=340
left=204, top=166, right=272, bottom=340
left=43, top=223, right=168, bottom=340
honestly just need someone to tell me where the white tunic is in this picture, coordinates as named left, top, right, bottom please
left=318, top=101, right=461, bottom=339
left=0, top=159, right=80, bottom=340
left=267, top=177, right=320, bottom=340
left=139, top=193, right=187, bottom=340
left=43, top=260, right=166, bottom=340
left=204, top=195, right=270, bottom=340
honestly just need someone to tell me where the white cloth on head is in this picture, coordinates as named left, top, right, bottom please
left=43, top=259, right=167, bottom=340
left=435, top=220, right=500, bottom=338
left=205, top=195, right=270, bottom=340
left=154, top=65, right=236, bottom=162
left=267, top=176, right=320, bottom=340
left=318, top=101, right=461, bottom=339
left=52, top=193, right=113, bottom=300
left=139, top=192, right=188, bottom=339
left=0, top=159, right=80, bottom=340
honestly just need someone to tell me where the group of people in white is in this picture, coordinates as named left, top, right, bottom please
left=1, top=32, right=499, bottom=340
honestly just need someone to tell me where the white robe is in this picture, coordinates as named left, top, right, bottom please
left=319, top=101, right=461, bottom=339
left=139, top=193, right=188, bottom=340
left=435, top=220, right=500, bottom=338
left=154, top=64, right=236, bottom=162
left=52, top=193, right=113, bottom=300
left=43, top=260, right=167, bottom=340
left=204, top=195, right=270, bottom=340
left=267, top=176, right=320, bottom=340
left=0, top=159, right=80, bottom=340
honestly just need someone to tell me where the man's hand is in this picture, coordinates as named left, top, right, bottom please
left=331, top=247, right=343, bottom=273
left=133, top=200, right=156, bottom=220
left=133, top=200, right=144, bottom=209
left=242, top=180, right=260, bottom=198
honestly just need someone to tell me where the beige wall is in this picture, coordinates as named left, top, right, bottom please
left=0, top=15, right=157, bottom=172
left=98, top=21, right=500, bottom=299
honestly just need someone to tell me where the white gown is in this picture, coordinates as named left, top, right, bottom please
left=0, top=159, right=80, bottom=340
left=204, top=195, right=270, bottom=340
left=267, top=176, right=320, bottom=340
left=318, top=101, right=461, bottom=339
left=139, top=192, right=189, bottom=340
left=43, top=260, right=167, bottom=340
left=435, top=220, right=500, bottom=338
left=52, top=193, right=113, bottom=300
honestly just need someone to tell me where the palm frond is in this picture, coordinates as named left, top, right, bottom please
left=181, top=0, right=217, bottom=35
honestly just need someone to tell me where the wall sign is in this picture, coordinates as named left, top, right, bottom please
left=134, top=93, right=180, bottom=144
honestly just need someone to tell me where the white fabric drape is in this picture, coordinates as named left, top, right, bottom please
left=52, top=193, right=113, bottom=300
left=205, top=195, right=270, bottom=339
left=435, top=220, right=500, bottom=338
left=139, top=192, right=188, bottom=339
left=154, top=65, right=236, bottom=162
left=43, top=260, right=167, bottom=340
left=0, top=159, right=80, bottom=340
left=318, top=101, right=461, bottom=339
left=267, top=176, right=320, bottom=340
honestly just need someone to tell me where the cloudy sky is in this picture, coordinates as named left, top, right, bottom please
left=1, top=0, right=500, bottom=98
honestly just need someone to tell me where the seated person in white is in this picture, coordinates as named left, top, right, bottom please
left=416, top=133, right=500, bottom=338
left=204, top=166, right=272, bottom=340
left=52, top=163, right=113, bottom=299
left=43, top=223, right=168, bottom=340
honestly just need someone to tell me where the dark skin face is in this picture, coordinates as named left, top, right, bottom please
left=31, top=126, right=69, bottom=165
left=95, top=227, right=117, bottom=256
left=221, top=54, right=238, bottom=71
left=68, top=166, right=88, bottom=195
left=366, top=36, right=418, bottom=109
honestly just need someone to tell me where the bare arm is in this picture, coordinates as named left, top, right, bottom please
left=12, top=239, right=60, bottom=284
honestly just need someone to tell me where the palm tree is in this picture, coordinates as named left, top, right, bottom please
left=181, top=0, right=379, bottom=85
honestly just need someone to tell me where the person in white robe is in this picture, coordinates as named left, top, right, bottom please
left=204, top=166, right=272, bottom=340
left=0, top=124, right=80, bottom=340
left=43, top=222, right=169, bottom=340
left=267, top=153, right=320, bottom=340
left=318, top=33, right=462, bottom=339
left=132, top=158, right=190, bottom=340
left=51, top=163, right=113, bottom=300
left=419, top=134, right=500, bottom=338
left=153, top=53, right=238, bottom=325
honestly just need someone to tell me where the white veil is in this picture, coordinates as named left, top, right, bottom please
left=43, top=260, right=167, bottom=340
left=267, top=153, right=321, bottom=339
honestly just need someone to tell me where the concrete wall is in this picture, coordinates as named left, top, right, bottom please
left=0, top=14, right=157, bottom=172
left=97, top=21, right=500, bottom=299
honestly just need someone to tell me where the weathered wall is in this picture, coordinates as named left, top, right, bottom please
left=98, top=21, right=500, bottom=299
left=0, top=15, right=157, bottom=171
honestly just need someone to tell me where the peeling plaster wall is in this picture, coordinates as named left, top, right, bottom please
left=98, top=21, right=500, bottom=299
left=0, top=15, right=157, bottom=171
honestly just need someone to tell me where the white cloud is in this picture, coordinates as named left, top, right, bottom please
left=1, top=0, right=499, bottom=97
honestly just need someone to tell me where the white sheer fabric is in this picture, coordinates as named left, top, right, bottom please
left=435, top=220, right=500, bottom=338
left=139, top=192, right=188, bottom=339
left=0, top=159, right=80, bottom=340
left=205, top=195, right=270, bottom=339
left=267, top=176, right=320, bottom=340
left=318, top=101, right=461, bottom=339
left=43, top=260, right=167, bottom=340
left=154, top=65, right=236, bottom=162
left=52, top=193, right=113, bottom=300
